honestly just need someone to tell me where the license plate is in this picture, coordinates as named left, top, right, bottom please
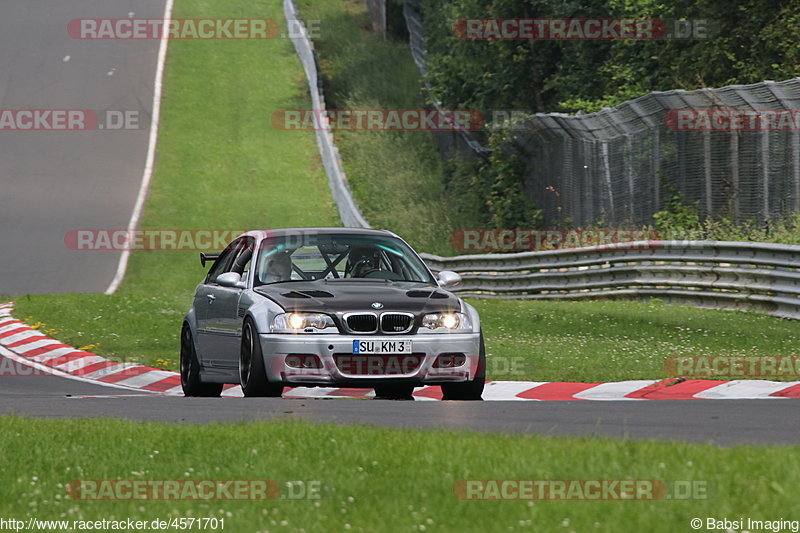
left=353, top=339, right=413, bottom=354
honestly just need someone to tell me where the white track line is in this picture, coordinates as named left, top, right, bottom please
left=104, top=0, right=174, bottom=294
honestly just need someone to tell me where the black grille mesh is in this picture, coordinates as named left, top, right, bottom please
left=346, top=314, right=378, bottom=332
left=381, top=313, right=413, bottom=333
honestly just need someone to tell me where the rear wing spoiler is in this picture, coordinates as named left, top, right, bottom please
left=200, top=252, right=219, bottom=267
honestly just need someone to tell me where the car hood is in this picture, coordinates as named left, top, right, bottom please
left=253, top=280, right=461, bottom=315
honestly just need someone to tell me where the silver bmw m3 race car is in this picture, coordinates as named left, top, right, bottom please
left=181, top=227, right=485, bottom=400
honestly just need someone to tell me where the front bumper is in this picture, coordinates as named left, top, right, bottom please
left=260, top=333, right=482, bottom=387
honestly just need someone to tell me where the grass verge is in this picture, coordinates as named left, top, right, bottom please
left=2, top=416, right=798, bottom=533
left=473, top=298, right=800, bottom=382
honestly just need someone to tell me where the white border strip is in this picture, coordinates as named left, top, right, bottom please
left=104, top=0, right=175, bottom=294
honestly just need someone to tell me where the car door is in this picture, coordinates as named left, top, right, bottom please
left=195, top=239, right=241, bottom=368
left=202, top=237, right=254, bottom=369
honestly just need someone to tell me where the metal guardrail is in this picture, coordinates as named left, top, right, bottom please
left=283, top=0, right=371, bottom=229
left=420, top=241, right=800, bottom=320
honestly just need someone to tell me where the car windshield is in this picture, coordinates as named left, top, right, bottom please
left=253, top=233, right=435, bottom=286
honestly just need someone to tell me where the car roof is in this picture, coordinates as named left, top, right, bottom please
left=238, top=227, right=399, bottom=240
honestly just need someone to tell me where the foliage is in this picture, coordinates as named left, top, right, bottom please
left=421, top=0, right=800, bottom=114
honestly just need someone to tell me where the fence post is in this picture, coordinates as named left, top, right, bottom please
left=730, top=131, right=740, bottom=219
left=793, top=132, right=800, bottom=211
left=762, top=131, right=770, bottom=221
left=704, top=131, right=713, bottom=217
left=601, top=141, right=614, bottom=221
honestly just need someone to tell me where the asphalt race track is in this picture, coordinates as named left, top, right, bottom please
left=1, top=346, right=798, bottom=446
left=0, top=0, right=165, bottom=295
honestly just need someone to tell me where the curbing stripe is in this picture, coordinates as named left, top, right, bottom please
left=695, top=380, right=800, bottom=399
left=482, top=381, right=547, bottom=401
left=112, top=370, right=178, bottom=389
left=56, top=356, right=109, bottom=373
left=625, top=379, right=728, bottom=399
left=11, top=338, right=63, bottom=352
left=44, top=350, right=95, bottom=366
left=81, top=362, right=142, bottom=380
left=517, top=382, right=600, bottom=401
left=0, top=328, right=34, bottom=341
left=573, top=380, right=659, bottom=401
left=1, top=302, right=800, bottom=400
left=23, top=344, right=74, bottom=359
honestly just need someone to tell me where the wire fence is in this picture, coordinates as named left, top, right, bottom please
left=402, top=0, right=800, bottom=228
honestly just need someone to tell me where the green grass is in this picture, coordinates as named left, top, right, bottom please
left=2, top=416, right=799, bottom=533
left=11, top=0, right=339, bottom=370
left=473, top=299, right=800, bottom=382
left=296, top=0, right=485, bottom=256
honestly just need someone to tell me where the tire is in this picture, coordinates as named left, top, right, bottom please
left=441, top=331, right=486, bottom=401
left=180, top=324, right=223, bottom=397
left=373, top=384, right=416, bottom=400
left=240, top=318, right=284, bottom=397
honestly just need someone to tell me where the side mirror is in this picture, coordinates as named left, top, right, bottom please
left=437, top=270, right=462, bottom=290
left=216, top=272, right=245, bottom=289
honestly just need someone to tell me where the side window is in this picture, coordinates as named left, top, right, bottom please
left=205, top=238, right=243, bottom=284
left=230, top=238, right=255, bottom=280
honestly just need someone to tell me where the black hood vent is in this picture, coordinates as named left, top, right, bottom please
left=406, top=289, right=450, bottom=299
left=281, top=290, right=334, bottom=299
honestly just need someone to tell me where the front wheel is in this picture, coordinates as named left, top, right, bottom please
left=441, top=331, right=485, bottom=401
left=180, top=324, right=223, bottom=397
left=240, top=318, right=284, bottom=397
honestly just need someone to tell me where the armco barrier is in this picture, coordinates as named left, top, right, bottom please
left=283, top=0, right=370, bottom=228
left=420, top=240, right=800, bottom=320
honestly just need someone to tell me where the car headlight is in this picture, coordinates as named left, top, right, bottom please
left=272, top=312, right=336, bottom=333
left=421, top=312, right=472, bottom=332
